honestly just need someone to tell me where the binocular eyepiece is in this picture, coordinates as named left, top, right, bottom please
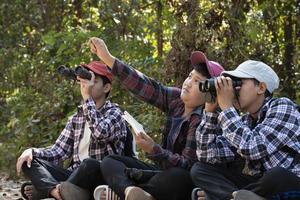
left=57, top=65, right=92, bottom=81
left=199, top=77, right=242, bottom=102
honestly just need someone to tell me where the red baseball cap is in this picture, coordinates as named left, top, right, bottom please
left=190, top=51, right=224, bottom=77
left=80, top=61, right=113, bottom=83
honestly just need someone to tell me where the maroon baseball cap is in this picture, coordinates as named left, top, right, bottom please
left=190, top=51, right=224, bottom=77
left=81, top=61, right=113, bottom=83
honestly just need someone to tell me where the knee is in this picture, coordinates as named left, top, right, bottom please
left=260, top=167, right=290, bottom=186
left=101, top=155, right=121, bottom=172
left=79, top=158, right=101, bottom=173
left=21, top=157, right=38, bottom=172
left=190, top=162, right=205, bottom=183
left=21, top=157, right=41, bottom=177
left=190, top=162, right=217, bottom=188
left=266, top=167, right=289, bottom=176
left=101, top=155, right=113, bottom=169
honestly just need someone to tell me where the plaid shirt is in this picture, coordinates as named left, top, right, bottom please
left=112, top=59, right=203, bottom=170
left=196, top=97, right=300, bottom=177
left=33, top=98, right=127, bottom=171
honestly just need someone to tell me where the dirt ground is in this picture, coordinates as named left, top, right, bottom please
left=0, top=173, right=61, bottom=200
left=0, top=173, right=24, bottom=200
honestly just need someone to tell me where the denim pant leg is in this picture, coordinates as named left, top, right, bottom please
left=22, top=157, right=71, bottom=198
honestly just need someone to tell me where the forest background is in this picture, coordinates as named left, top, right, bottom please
left=0, top=0, right=299, bottom=176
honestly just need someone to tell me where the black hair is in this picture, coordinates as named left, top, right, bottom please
left=193, top=63, right=211, bottom=79
left=95, top=74, right=111, bottom=98
left=252, top=79, right=272, bottom=97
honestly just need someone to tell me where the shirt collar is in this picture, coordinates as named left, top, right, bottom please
left=77, top=100, right=113, bottom=114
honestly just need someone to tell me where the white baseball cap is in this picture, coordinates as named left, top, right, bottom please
left=221, top=60, right=279, bottom=93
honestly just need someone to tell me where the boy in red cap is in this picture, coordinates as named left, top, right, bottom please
left=16, top=61, right=128, bottom=200
left=89, top=37, right=224, bottom=200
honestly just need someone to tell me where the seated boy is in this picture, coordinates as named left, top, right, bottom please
left=88, top=37, right=224, bottom=200
left=16, top=61, right=128, bottom=200
left=191, top=60, right=300, bottom=200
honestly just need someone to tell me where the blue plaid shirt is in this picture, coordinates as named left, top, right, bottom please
left=196, top=97, right=300, bottom=177
left=33, top=98, right=127, bottom=171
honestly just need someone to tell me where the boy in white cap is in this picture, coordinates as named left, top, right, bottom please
left=191, top=60, right=300, bottom=200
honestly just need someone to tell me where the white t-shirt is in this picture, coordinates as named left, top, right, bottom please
left=78, top=121, right=91, bottom=161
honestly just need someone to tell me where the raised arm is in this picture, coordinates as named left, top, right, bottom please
left=89, top=37, right=116, bottom=68
left=89, top=37, right=181, bottom=112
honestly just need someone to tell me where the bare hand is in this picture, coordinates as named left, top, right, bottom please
left=205, top=101, right=218, bottom=113
left=16, top=148, right=33, bottom=176
left=50, top=184, right=63, bottom=200
left=215, top=76, right=235, bottom=110
left=89, top=37, right=115, bottom=67
left=77, top=71, right=95, bottom=101
left=135, top=132, right=155, bottom=153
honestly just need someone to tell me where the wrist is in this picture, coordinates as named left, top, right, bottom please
left=220, top=102, right=233, bottom=110
left=98, top=53, right=115, bottom=68
left=82, top=94, right=91, bottom=101
left=147, top=142, right=156, bottom=153
left=221, top=105, right=233, bottom=111
left=205, top=107, right=217, bottom=113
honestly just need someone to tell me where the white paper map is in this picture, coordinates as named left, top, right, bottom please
left=122, top=111, right=145, bottom=136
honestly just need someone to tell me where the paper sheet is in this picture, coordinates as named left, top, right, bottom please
left=122, top=111, right=145, bottom=136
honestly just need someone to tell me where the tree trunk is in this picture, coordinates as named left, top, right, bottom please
left=164, top=0, right=199, bottom=86
left=72, top=0, right=83, bottom=26
left=156, top=0, right=163, bottom=58
left=283, top=13, right=296, bottom=99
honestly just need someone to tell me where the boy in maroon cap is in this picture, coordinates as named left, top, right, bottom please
left=89, top=37, right=224, bottom=200
left=16, top=61, right=128, bottom=200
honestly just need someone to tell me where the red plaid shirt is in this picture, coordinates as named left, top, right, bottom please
left=112, top=59, right=203, bottom=170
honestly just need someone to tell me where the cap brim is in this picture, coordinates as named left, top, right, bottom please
left=80, top=64, right=107, bottom=78
left=222, top=70, right=255, bottom=79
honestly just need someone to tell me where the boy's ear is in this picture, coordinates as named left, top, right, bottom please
left=257, top=82, right=267, bottom=95
left=103, top=83, right=112, bottom=93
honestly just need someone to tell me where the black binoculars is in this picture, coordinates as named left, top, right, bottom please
left=199, top=78, right=242, bottom=93
left=57, top=65, right=92, bottom=81
left=199, top=77, right=242, bottom=102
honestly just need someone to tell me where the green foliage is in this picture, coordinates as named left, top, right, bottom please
left=0, top=0, right=170, bottom=175
left=0, top=0, right=299, bottom=176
